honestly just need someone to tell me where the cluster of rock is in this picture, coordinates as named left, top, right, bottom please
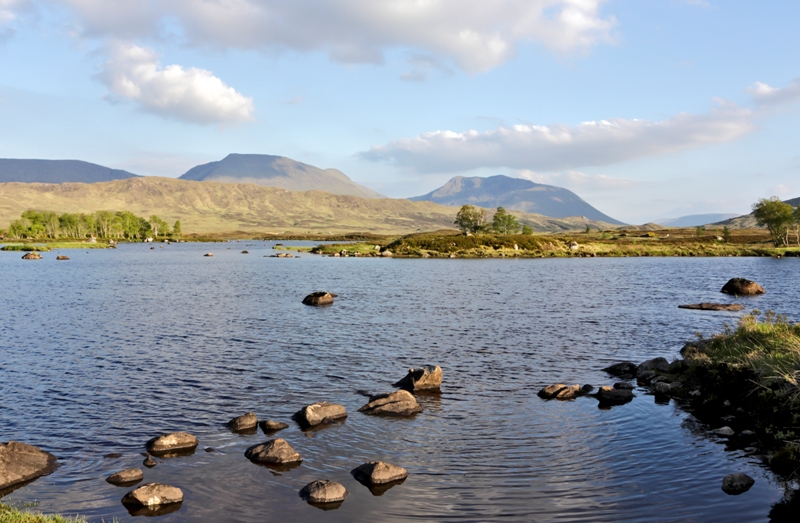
left=267, top=253, right=295, bottom=258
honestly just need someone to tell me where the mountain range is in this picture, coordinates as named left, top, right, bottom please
left=410, top=175, right=624, bottom=225
left=0, top=159, right=140, bottom=184
left=656, top=213, right=740, bottom=227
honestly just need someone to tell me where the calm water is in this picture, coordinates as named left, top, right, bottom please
left=2, top=242, right=799, bottom=522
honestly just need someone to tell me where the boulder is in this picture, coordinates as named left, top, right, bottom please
left=351, top=461, right=408, bottom=485
left=568, top=242, right=579, bottom=251
left=602, top=361, right=637, bottom=377
left=538, top=384, right=588, bottom=400
left=393, top=365, right=442, bottom=392
left=302, top=292, right=336, bottom=306
left=241, top=250, right=249, bottom=254
left=637, top=370, right=656, bottom=383
left=56, top=255, right=70, bottom=260
left=299, top=480, right=348, bottom=504
left=636, top=358, right=670, bottom=377
left=358, top=390, right=422, bottom=416
left=678, top=303, right=744, bottom=311
left=244, top=438, right=302, bottom=465
left=106, top=468, right=144, bottom=486
left=653, top=382, right=671, bottom=395
left=122, top=483, right=184, bottom=507
left=0, top=441, right=58, bottom=491
left=721, top=473, right=755, bottom=495
left=21, top=252, right=42, bottom=260
left=721, top=278, right=765, bottom=296
left=712, top=426, right=735, bottom=437
left=259, top=420, right=289, bottom=433
left=538, top=384, right=568, bottom=399
left=614, top=382, right=634, bottom=390
left=596, top=386, right=634, bottom=404
left=292, top=402, right=347, bottom=428
left=145, top=432, right=198, bottom=455
left=227, top=412, right=258, bottom=432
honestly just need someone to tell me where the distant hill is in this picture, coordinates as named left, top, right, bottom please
left=410, top=175, right=624, bottom=225
left=0, top=178, right=620, bottom=235
left=0, top=159, right=140, bottom=184
left=657, top=213, right=739, bottom=227
left=179, top=153, right=383, bottom=199
left=715, top=196, right=800, bottom=229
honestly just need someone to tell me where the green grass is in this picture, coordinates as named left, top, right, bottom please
left=0, top=502, right=88, bottom=523
left=1, top=242, right=111, bottom=251
left=0, top=244, right=51, bottom=252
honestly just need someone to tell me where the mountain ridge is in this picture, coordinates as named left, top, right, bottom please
left=0, top=159, right=140, bottom=184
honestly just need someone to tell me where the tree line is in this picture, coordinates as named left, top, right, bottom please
left=2, top=210, right=182, bottom=240
left=454, top=205, right=534, bottom=235
left=752, top=197, right=800, bottom=246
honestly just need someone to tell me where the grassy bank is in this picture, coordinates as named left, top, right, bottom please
left=0, top=502, right=88, bottom=523
left=1, top=242, right=114, bottom=251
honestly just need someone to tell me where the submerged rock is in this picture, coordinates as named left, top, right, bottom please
left=259, top=420, right=289, bottom=433
left=721, top=278, right=765, bottom=296
left=678, top=303, right=744, bottom=311
left=302, top=292, right=336, bottom=306
left=351, top=461, right=408, bottom=485
left=244, top=438, right=302, bottom=465
left=122, top=483, right=184, bottom=507
left=721, top=473, right=755, bottom=495
left=614, top=382, right=634, bottom=390
left=106, top=468, right=144, bottom=486
left=299, top=480, right=348, bottom=504
left=227, top=412, right=258, bottom=432
left=145, top=432, right=198, bottom=455
left=0, top=441, right=58, bottom=491
left=393, top=365, right=442, bottom=392
left=358, top=390, right=422, bottom=416
left=292, top=402, right=347, bottom=428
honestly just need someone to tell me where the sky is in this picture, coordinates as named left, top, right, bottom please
left=0, top=0, right=799, bottom=224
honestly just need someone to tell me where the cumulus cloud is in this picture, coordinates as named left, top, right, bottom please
left=54, top=0, right=616, bottom=72
left=98, top=41, right=254, bottom=125
left=747, top=79, right=800, bottom=108
left=359, top=102, right=754, bottom=173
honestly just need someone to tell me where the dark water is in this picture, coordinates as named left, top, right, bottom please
left=2, top=242, right=799, bottom=522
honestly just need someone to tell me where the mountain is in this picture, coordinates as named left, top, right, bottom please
left=0, top=178, right=620, bottom=235
left=657, top=213, right=739, bottom=227
left=715, top=196, right=800, bottom=229
left=410, top=175, right=624, bottom=224
left=179, top=153, right=383, bottom=198
left=0, top=159, right=140, bottom=184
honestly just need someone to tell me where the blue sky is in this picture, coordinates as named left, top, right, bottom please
left=1, top=0, right=798, bottom=223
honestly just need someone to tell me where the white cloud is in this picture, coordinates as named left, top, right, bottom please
left=54, top=0, right=616, bottom=73
left=359, top=102, right=754, bottom=173
left=0, top=0, right=30, bottom=40
left=98, top=41, right=254, bottom=125
left=518, top=170, right=638, bottom=192
left=747, top=79, right=800, bottom=108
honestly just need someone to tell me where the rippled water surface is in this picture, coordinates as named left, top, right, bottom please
left=2, top=242, right=800, bottom=522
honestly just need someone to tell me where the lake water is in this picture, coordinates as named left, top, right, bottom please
left=2, top=242, right=799, bottom=522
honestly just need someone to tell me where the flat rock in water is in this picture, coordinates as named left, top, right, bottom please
left=302, top=292, right=336, bottom=306
left=227, top=412, right=258, bottom=431
left=122, top=483, right=184, bottom=507
left=596, top=386, right=634, bottom=404
left=358, top=390, right=422, bottom=416
left=538, top=384, right=589, bottom=400
left=244, top=438, right=302, bottom=464
left=0, top=441, right=58, bottom=491
left=107, top=468, right=144, bottom=486
left=56, top=255, right=70, bottom=260
left=351, top=461, right=408, bottom=485
left=21, top=252, right=42, bottom=260
left=292, top=402, right=347, bottom=428
left=299, top=480, right=348, bottom=504
left=259, top=420, right=289, bottom=433
left=393, top=365, right=442, bottom=391
left=145, top=432, right=198, bottom=455
left=722, top=473, right=755, bottom=495
left=679, top=303, right=744, bottom=311
left=721, top=278, right=765, bottom=296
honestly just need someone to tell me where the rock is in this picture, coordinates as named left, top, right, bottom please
left=106, top=468, right=144, bottom=486
left=581, top=384, right=594, bottom=393
left=259, top=420, right=289, bottom=433
left=245, top=438, right=302, bottom=465
left=0, top=441, right=58, bottom=491
left=712, top=426, right=735, bottom=437
left=568, top=242, right=579, bottom=251
left=145, top=432, right=198, bottom=455
left=143, top=456, right=157, bottom=468
left=678, top=303, right=745, bottom=311
left=56, top=255, right=70, bottom=260
left=393, top=365, right=442, bottom=392
left=669, top=360, right=687, bottom=373
left=103, top=453, right=122, bottom=459
left=381, top=250, right=393, bottom=257
left=637, top=370, right=656, bottom=383
left=122, top=483, right=184, bottom=507
left=351, top=461, right=408, bottom=485
left=358, top=390, right=422, bottom=416
left=637, top=358, right=670, bottom=377
left=21, top=252, right=42, bottom=260
left=299, top=480, right=348, bottom=504
left=689, top=390, right=701, bottom=397
left=738, top=430, right=757, bottom=441
left=538, top=384, right=568, bottom=399
left=596, top=386, right=634, bottom=404
left=555, top=384, right=583, bottom=400
left=227, top=412, right=258, bottom=432
left=602, top=361, right=638, bottom=377
left=302, top=292, right=336, bottom=306
left=721, top=278, right=765, bottom=296
left=653, top=382, right=671, bottom=394
left=204, top=253, right=213, bottom=257
left=241, top=250, right=249, bottom=254
left=292, top=402, right=347, bottom=428
left=614, top=382, right=634, bottom=390
left=721, top=473, right=755, bottom=495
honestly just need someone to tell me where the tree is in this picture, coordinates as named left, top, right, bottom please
left=95, top=211, right=115, bottom=238
left=173, top=220, right=182, bottom=239
left=794, top=206, right=800, bottom=246
left=722, top=226, right=731, bottom=243
left=585, top=225, right=591, bottom=234
left=521, top=224, right=534, bottom=235
left=454, top=205, right=486, bottom=234
left=752, top=197, right=795, bottom=246
left=149, top=215, right=170, bottom=238
left=491, top=207, right=520, bottom=235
